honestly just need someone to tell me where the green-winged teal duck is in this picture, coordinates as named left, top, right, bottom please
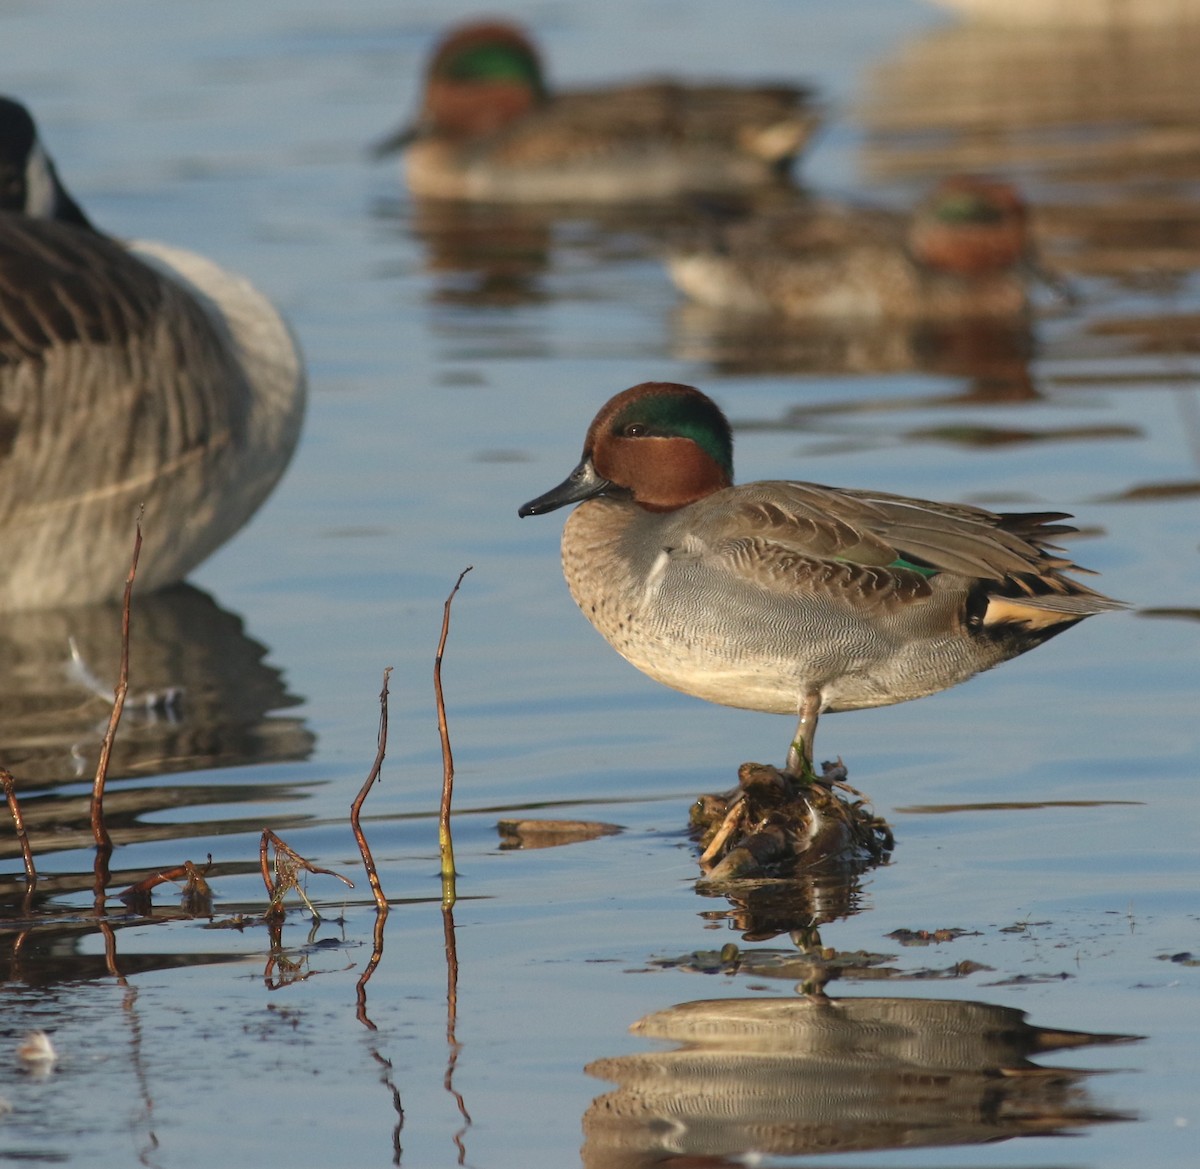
left=668, top=177, right=1039, bottom=322
left=379, top=20, right=819, bottom=203
left=519, top=382, right=1123, bottom=771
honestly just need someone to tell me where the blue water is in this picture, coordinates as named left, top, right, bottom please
left=0, top=1, right=1197, bottom=1166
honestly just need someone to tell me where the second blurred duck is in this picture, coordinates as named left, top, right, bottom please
left=0, top=97, right=306, bottom=609
left=379, top=19, right=820, bottom=202
left=668, top=177, right=1040, bottom=322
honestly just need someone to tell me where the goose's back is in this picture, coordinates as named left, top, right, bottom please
left=0, top=215, right=303, bottom=606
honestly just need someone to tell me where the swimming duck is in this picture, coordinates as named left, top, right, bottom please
left=379, top=20, right=819, bottom=203
left=667, top=177, right=1038, bottom=322
left=519, top=382, right=1123, bottom=772
left=0, top=96, right=306, bottom=609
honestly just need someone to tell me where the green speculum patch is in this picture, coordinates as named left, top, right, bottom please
left=888, top=556, right=939, bottom=577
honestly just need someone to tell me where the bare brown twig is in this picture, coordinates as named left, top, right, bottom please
left=91, top=516, right=143, bottom=856
left=351, top=668, right=393, bottom=914
left=436, top=567, right=472, bottom=907
left=2, top=768, right=35, bottom=887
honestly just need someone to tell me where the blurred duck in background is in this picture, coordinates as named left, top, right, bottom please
left=666, top=176, right=1044, bottom=323
left=0, top=96, right=306, bottom=610
left=378, top=19, right=820, bottom=202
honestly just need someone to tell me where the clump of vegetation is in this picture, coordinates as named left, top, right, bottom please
left=690, top=760, right=893, bottom=882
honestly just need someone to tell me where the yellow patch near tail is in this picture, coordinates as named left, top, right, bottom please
left=984, top=595, right=1082, bottom=630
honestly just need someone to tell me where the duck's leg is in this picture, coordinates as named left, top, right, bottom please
left=785, top=691, right=821, bottom=776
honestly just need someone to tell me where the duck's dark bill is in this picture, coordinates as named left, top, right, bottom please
left=518, top=459, right=611, bottom=516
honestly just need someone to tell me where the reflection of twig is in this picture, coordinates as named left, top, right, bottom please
left=436, top=568, right=472, bottom=908
left=92, top=516, right=143, bottom=857
left=259, top=828, right=354, bottom=921
left=263, top=916, right=292, bottom=989
left=123, top=983, right=162, bottom=1168
left=443, top=903, right=471, bottom=1164
left=368, top=1050, right=405, bottom=1164
left=2, top=768, right=35, bottom=888
left=356, top=909, right=390, bottom=1030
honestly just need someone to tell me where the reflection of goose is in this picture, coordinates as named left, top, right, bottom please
left=861, top=18, right=1200, bottom=187
left=0, top=589, right=316, bottom=953
left=929, top=0, right=1200, bottom=25
left=0, top=583, right=313, bottom=790
left=0, top=97, right=306, bottom=609
left=584, top=995, right=1138, bottom=1165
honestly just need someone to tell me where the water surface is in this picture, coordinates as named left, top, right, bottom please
left=0, top=2, right=1197, bottom=1167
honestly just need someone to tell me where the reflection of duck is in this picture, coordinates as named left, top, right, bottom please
left=584, top=995, right=1138, bottom=1165
left=672, top=299, right=1038, bottom=392
left=668, top=177, right=1035, bottom=323
left=519, top=382, right=1124, bottom=771
left=379, top=20, right=819, bottom=203
left=0, top=97, right=306, bottom=609
left=404, top=198, right=697, bottom=309
left=403, top=198, right=555, bottom=307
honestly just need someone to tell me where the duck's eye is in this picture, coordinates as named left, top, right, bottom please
left=621, top=423, right=647, bottom=438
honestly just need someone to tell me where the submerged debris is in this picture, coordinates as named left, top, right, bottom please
left=118, top=856, right=215, bottom=914
left=16, top=1031, right=57, bottom=1076
left=690, top=760, right=893, bottom=882
left=888, top=927, right=981, bottom=946
left=497, top=819, right=622, bottom=849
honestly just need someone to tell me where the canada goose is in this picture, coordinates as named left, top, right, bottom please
left=0, top=96, right=306, bottom=609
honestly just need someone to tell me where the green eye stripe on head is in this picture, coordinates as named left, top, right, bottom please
left=934, top=193, right=1003, bottom=225
left=613, top=393, right=734, bottom=479
left=445, top=43, right=544, bottom=91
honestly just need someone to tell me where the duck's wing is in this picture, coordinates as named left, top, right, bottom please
left=696, top=481, right=1122, bottom=610
left=492, top=80, right=818, bottom=165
